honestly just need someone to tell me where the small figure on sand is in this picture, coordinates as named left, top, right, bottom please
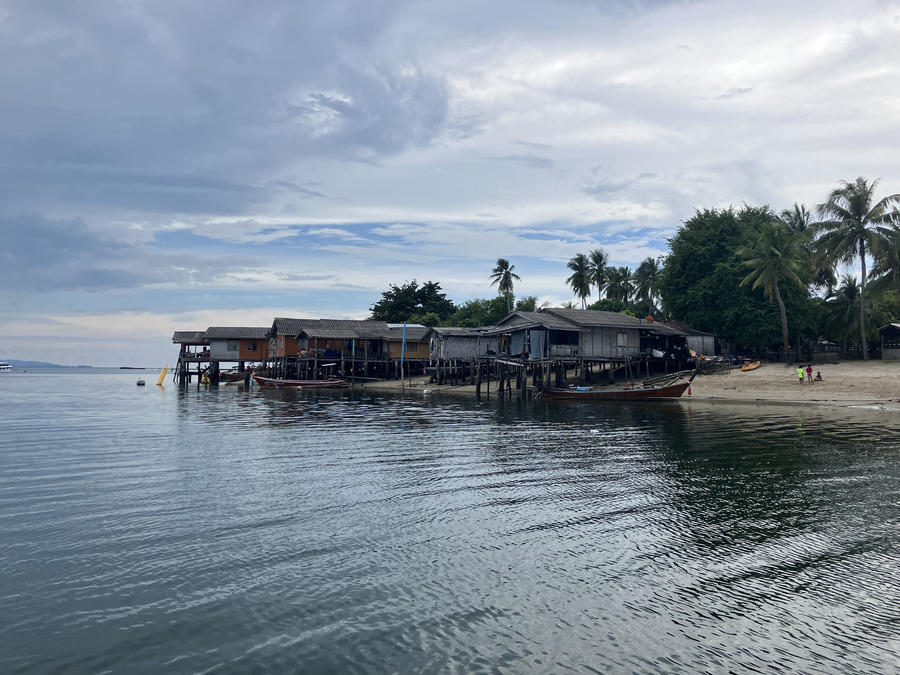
left=796, top=366, right=804, bottom=384
left=815, top=371, right=823, bottom=381
left=806, top=364, right=813, bottom=383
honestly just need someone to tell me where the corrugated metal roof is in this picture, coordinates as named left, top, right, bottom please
left=427, top=327, right=494, bottom=337
left=542, top=309, right=685, bottom=336
left=497, top=311, right=584, bottom=331
left=202, top=326, right=270, bottom=340
left=297, top=319, right=394, bottom=339
left=384, top=326, right=430, bottom=341
left=172, top=331, right=208, bottom=343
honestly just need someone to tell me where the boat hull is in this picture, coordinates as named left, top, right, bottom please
left=741, top=361, right=761, bottom=371
left=252, top=375, right=349, bottom=388
left=540, top=380, right=690, bottom=400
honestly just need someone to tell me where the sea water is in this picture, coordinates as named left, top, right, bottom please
left=2, top=369, right=900, bottom=673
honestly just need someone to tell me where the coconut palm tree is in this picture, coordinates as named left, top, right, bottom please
left=815, top=177, right=900, bottom=359
left=738, top=220, right=810, bottom=362
left=489, top=258, right=522, bottom=313
left=633, top=257, right=661, bottom=310
left=782, top=202, right=836, bottom=295
left=566, top=253, right=592, bottom=309
left=605, top=266, right=634, bottom=304
left=823, top=276, right=869, bottom=357
left=588, top=248, right=609, bottom=298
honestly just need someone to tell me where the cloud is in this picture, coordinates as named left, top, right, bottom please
left=0, top=214, right=261, bottom=294
left=486, top=154, right=554, bottom=169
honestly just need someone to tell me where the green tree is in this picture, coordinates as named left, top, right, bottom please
left=566, top=253, right=592, bottom=308
left=823, top=276, right=864, bottom=356
left=588, top=297, right=627, bottom=313
left=489, top=258, right=522, bottom=313
left=588, top=248, right=609, bottom=297
left=605, top=266, right=634, bottom=303
left=370, top=280, right=456, bottom=323
left=815, top=177, right=900, bottom=359
left=633, top=257, right=661, bottom=310
left=447, top=296, right=509, bottom=327
left=658, top=205, right=800, bottom=353
left=515, top=295, right=540, bottom=312
left=738, top=220, right=810, bottom=362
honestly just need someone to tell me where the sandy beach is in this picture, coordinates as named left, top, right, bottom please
left=360, top=360, right=900, bottom=409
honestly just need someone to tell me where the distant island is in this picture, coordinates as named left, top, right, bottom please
left=1, top=360, right=93, bottom=368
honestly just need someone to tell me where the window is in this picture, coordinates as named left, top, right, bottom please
left=616, top=332, right=628, bottom=347
left=247, top=342, right=258, bottom=352
left=406, top=342, right=420, bottom=353
left=227, top=341, right=239, bottom=351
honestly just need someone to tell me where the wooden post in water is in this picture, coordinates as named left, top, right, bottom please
left=475, top=359, right=482, bottom=400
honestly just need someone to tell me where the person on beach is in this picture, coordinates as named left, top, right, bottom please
left=806, top=364, right=813, bottom=383
left=815, top=371, right=823, bottom=381
left=796, top=366, right=804, bottom=384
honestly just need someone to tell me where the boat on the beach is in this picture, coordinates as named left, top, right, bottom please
left=741, top=360, right=761, bottom=372
left=252, top=375, right=349, bottom=388
left=539, top=370, right=695, bottom=400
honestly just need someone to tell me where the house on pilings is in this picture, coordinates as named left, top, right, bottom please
left=424, top=326, right=500, bottom=385
left=172, top=330, right=210, bottom=384
left=263, top=318, right=430, bottom=381
left=201, top=326, right=269, bottom=383
left=540, top=308, right=691, bottom=383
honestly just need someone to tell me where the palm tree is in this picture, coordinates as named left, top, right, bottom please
left=823, top=276, right=868, bottom=357
left=815, top=177, right=900, bottom=359
left=605, top=266, right=634, bottom=304
left=782, top=202, right=836, bottom=295
left=489, top=258, right=522, bottom=313
left=588, top=248, right=609, bottom=298
left=738, top=220, right=810, bottom=362
left=868, top=228, right=900, bottom=294
left=781, top=203, right=813, bottom=235
left=633, top=257, right=661, bottom=310
left=566, top=253, right=592, bottom=308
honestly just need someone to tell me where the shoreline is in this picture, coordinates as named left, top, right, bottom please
left=358, top=361, right=900, bottom=410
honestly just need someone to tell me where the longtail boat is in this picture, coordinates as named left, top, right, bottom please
left=252, top=375, right=349, bottom=388
left=539, top=370, right=695, bottom=400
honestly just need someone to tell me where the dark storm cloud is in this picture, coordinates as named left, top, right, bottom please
left=0, top=214, right=260, bottom=293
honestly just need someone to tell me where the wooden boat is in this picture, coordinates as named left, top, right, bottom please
left=539, top=370, right=696, bottom=400
left=540, top=380, right=690, bottom=400
left=219, top=370, right=249, bottom=382
left=741, top=360, right=761, bottom=372
left=252, top=375, right=349, bottom=388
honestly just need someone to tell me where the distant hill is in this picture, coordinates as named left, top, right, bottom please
left=1, top=360, right=93, bottom=368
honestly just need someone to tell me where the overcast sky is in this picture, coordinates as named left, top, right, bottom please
left=2, top=0, right=900, bottom=366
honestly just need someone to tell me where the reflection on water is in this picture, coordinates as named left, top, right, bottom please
left=2, top=372, right=900, bottom=673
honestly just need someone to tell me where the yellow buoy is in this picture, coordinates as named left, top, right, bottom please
left=157, top=366, right=169, bottom=386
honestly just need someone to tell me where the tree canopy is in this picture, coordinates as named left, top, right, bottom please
left=369, top=280, right=457, bottom=323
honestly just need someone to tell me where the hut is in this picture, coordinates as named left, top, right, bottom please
left=425, top=326, right=501, bottom=385
left=266, top=318, right=307, bottom=378
left=202, top=327, right=269, bottom=382
left=295, top=319, right=390, bottom=380
left=172, top=330, right=210, bottom=384
left=880, top=323, right=900, bottom=360
left=658, top=320, right=717, bottom=357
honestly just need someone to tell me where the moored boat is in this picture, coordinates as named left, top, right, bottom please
left=539, top=370, right=696, bottom=400
left=539, top=380, right=690, bottom=400
left=741, top=360, right=761, bottom=371
left=252, top=375, right=349, bottom=388
left=0, top=362, right=12, bottom=372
